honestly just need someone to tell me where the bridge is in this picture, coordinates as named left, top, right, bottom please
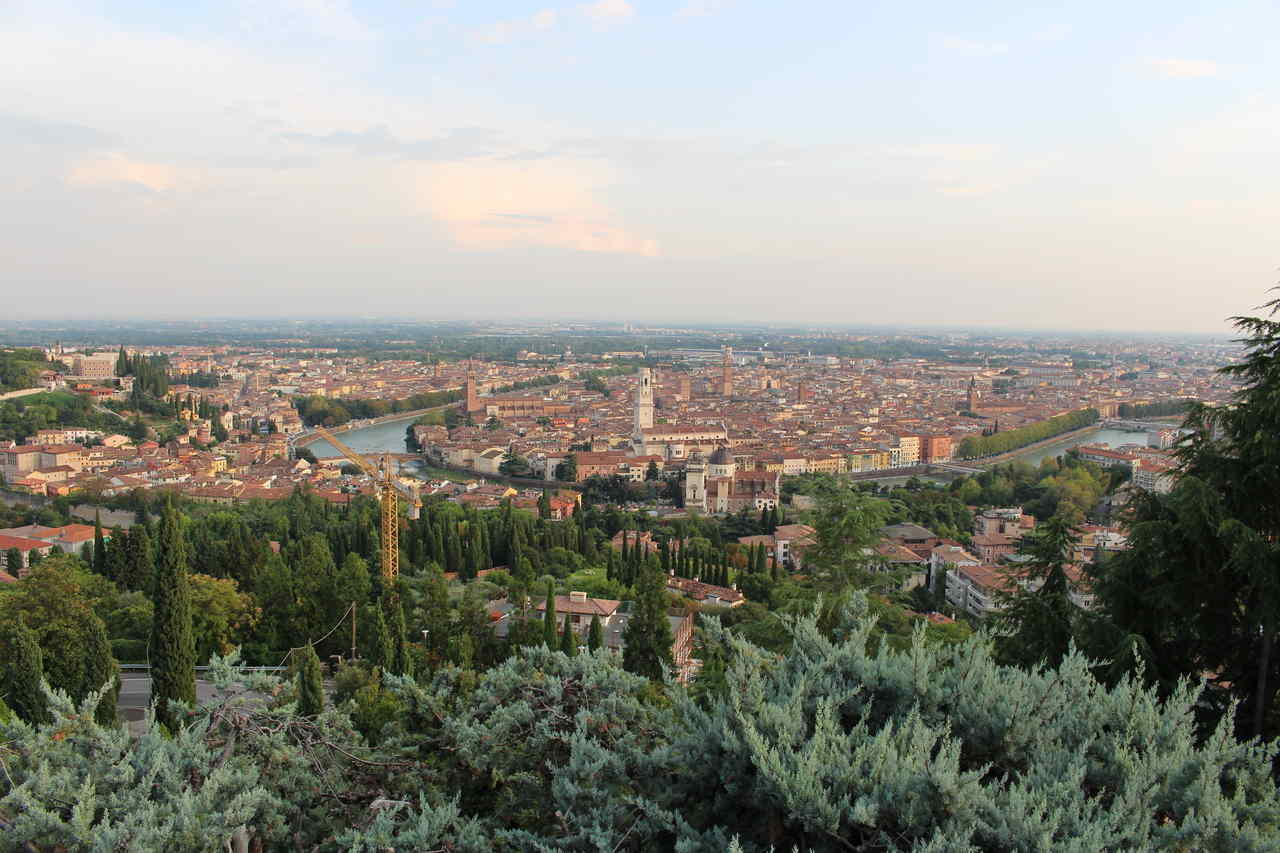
left=930, top=463, right=985, bottom=476
left=1103, top=418, right=1180, bottom=432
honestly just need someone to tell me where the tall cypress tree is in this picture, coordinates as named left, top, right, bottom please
left=297, top=642, right=324, bottom=716
left=81, top=615, right=119, bottom=726
left=365, top=600, right=393, bottom=672
left=543, top=579, right=558, bottom=647
left=92, top=511, right=107, bottom=576
left=123, top=523, right=153, bottom=592
left=588, top=614, right=605, bottom=653
left=0, top=615, right=49, bottom=725
left=386, top=592, right=412, bottom=677
left=560, top=616, right=578, bottom=656
left=622, top=565, right=674, bottom=680
left=105, top=526, right=127, bottom=585
left=149, top=502, right=195, bottom=731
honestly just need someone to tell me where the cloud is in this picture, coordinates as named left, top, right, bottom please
left=1147, top=58, right=1219, bottom=79
left=475, top=8, right=558, bottom=44
left=238, top=0, right=377, bottom=43
left=676, top=0, right=731, bottom=17
left=414, top=159, right=658, bottom=256
left=939, top=35, right=1009, bottom=56
left=0, top=114, right=115, bottom=149
left=282, top=125, right=505, bottom=159
left=580, top=0, right=634, bottom=25
left=65, top=154, right=197, bottom=193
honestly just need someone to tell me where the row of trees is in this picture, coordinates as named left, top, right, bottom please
left=293, top=389, right=462, bottom=428
left=955, top=406, right=1099, bottom=458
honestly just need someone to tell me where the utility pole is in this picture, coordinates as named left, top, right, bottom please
left=350, top=601, right=357, bottom=661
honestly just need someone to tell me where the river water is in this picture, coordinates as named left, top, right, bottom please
left=1010, top=426, right=1152, bottom=468
left=304, top=414, right=420, bottom=457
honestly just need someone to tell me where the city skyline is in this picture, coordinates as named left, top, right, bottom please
left=4, top=0, right=1279, bottom=331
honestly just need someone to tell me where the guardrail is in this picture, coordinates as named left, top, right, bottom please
left=118, top=664, right=288, bottom=673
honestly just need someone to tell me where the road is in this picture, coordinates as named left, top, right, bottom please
left=117, top=674, right=222, bottom=734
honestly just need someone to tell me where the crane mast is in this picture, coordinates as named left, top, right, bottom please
left=310, top=425, right=420, bottom=584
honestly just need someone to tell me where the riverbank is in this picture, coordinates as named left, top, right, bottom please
left=968, top=423, right=1106, bottom=467
left=293, top=403, right=457, bottom=449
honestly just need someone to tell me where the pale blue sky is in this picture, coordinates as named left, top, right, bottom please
left=2, top=0, right=1277, bottom=331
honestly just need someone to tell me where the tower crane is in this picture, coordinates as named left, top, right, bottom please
left=311, top=425, right=421, bottom=584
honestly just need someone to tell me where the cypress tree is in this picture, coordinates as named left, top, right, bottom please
left=0, top=615, right=49, bottom=725
left=386, top=593, right=412, bottom=677
left=105, top=526, right=127, bottom=585
left=560, top=616, right=578, bottom=656
left=123, top=523, right=153, bottom=592
left=296, top=642, right=324, bottom=716
left=81, top=615, right=119, bottom=726
left=622, top=565, right=674, bottom=680
left=149, top=502, right=196, bottom=731
left=543, top=579, right=558, bottom=647
left=6, top=547, right=22, bottom=577
left=92, top=510, right=106, bottom=575
left=365, top=601, right=393, bottom=672
left=539, top=489, right=551, bottom=519
left=588, top=614, right=605, bottom=653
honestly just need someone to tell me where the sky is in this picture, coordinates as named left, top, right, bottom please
left=2, top=0, right=1278, bottom=333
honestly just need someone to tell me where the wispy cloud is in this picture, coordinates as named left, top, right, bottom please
left=474, top=8, right=558, bottom=44
left=939, top=35, right=1009, bottom=56
left=282, top=126, right=506, bottom=159
left=580, top=0, right=635, bottom=26
left=1147, top=58, right=1219, bottom=79
left=414, top=159, right=658, bottom=256
left=66, top=154, right=197, bottom=193
left=676, top=0, right=731, bottom=17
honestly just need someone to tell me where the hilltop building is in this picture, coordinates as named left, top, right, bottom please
left=685, top=445, right=780, bottom=514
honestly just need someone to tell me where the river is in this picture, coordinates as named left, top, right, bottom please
left=1008, top=426, right=1153, bottom=468
left=304, top=414, right=421, bottom=457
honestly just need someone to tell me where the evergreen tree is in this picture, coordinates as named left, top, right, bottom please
left=587, top=614, right=604, bottom=653
left=559, top=617, right=578, bottom=656
left=538, top=489, right=551, bottom=520
left=105, top=526, right=127, bottom=585
left=1091, top=296, right=1280, bottom=738
left=5, top=547, right=21, bottom=577
left=543, top=579, right=558, bottom=647
left=122, top=523, right=153, bottom=591
left=622, top=566, right=674, bottom=680
left=365, top=601, right=393, bottom=672
left=149, top=502, right=196, bottom=731
left=92, top=510, right=107, bottom=576
left=80, top=615, right=119, bottom=726
left=386, top=593, right=412, bottom=677
left=296, top=642, right=324, bottom=716
left=0, top=615, right=48, bottom=724
left=996, top=516, right=1085, bottom=669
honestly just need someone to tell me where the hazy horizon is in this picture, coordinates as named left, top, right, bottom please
left=3, top=0, right=1277, bottom=333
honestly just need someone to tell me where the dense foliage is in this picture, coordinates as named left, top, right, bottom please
left=2, top=599, right=1277, bottom=851
left=955, top=407, right=1099, bottom=459
left=0, top=392, right=126, bottom=443
left=0, top=348, right=61, bottom=393
left=293, top=389, right=461, bottom=428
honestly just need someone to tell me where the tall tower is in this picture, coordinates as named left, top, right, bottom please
left=679, top=374, right=692, bottom=401
left=966, top=377, right=980, bottom=413
left=721, top=346, right=733, bottom=397
left=685, top=451, right=706, bottom=511
left=466, top=377, right=480, bottom=413
left=634, top=367, right=654, bottom=435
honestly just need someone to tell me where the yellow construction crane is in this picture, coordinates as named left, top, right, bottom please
left=312, top=425, right=421, bottom=583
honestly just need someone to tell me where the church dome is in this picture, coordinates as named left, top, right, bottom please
left=709, top=445, right=733, bottom=465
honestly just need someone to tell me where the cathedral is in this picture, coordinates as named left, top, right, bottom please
left=684, top=445, right=781, bottom=514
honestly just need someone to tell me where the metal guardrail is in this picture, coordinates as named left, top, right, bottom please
left=118, top=664, right=288, bottom=673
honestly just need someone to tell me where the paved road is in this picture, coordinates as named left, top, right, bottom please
left=117, top=675, right=222, bottom=734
